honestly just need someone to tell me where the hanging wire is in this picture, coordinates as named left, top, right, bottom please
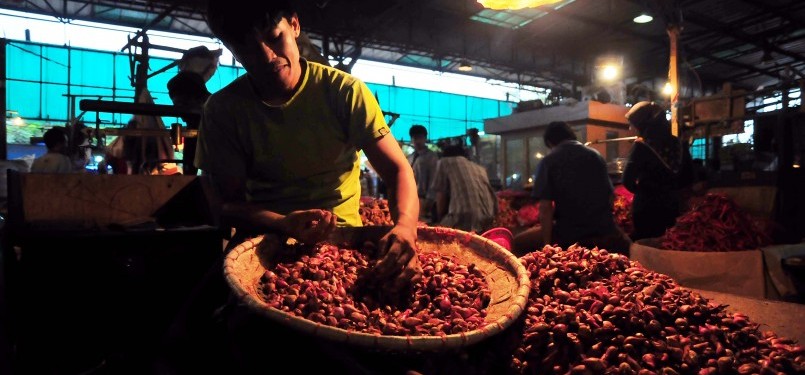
left=8, top=42, right=68, bottom=67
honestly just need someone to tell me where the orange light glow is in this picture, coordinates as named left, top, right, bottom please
left=477, top=0, right=564, bottom=10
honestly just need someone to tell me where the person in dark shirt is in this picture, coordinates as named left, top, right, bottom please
left=167, top=46, right=220, bottom=175
left=512, top=121, right=631, bottom=255
left=622, top=101, right=694, bottom=241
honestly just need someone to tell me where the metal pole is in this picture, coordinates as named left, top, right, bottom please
left=67, top=44, right=72, bottom=121
left=668, top=25, right=681, bottom=137
left=1, top=38, right=7, bottom=160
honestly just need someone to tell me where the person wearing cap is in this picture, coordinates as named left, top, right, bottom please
left=623, top=101, right=694, bottom=241
left=511, top=121, right=631, bottom=256
left=407, top=124, right=438, bottom=222
left=167, top=45, right=221, bottom=176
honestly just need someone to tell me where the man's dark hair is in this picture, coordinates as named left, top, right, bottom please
left=543, top=121, right=576, bottom=147
left=43, top=127, right=67, bottom=150
left=206, top=0, right=296, bottom=45
left=441, top=144, right=466, bottom=158
left=409, top=124, right=427, bottom=138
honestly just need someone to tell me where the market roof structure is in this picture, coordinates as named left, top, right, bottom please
left=1, top=0, right=804, bottom=94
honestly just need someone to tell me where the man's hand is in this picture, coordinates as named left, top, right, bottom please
left=372, top=224, right=423, bottom=293
left=280, top=209, right=337, bottom=244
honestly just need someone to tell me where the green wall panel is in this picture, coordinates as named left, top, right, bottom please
left=7, top=80, right=41, bottom=118
left=6, top=40, right=515, bottom=145
left=41, top=46, right=68, bottom=82
left=71, top=49, right=114, bottom=88
left=7, top=43, right=41, bottom=81
left=114, top=53, right=133, bottom=95
left=41, top=83, right=68, bottom=120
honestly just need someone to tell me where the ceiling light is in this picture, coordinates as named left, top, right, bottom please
left=633, top=14, right=653, bottom=24
left=595, top=55, right=623, bottom=83
left=477, top=0, right=564, bottom=10
left=458, top=62, right=473, bottom=72
left=662, top=82, right=674, bottom=96
left=600, top=64, right=620, bottom=81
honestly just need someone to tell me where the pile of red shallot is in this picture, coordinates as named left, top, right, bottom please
left=494, top=196, right=519, bottom=230
left=613, top=185, right=634, bottom=235
left=257, top=241, right=490, bottom=336
left=359, top=198, right=394, bottom=226
left=509, top=245, right=802, bottom=374
left=517, top=203, right=540, bottom=228
left=661, top=194, right=772, bottom=251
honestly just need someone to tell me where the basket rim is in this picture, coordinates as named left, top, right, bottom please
left=223, top=226, right=531, bottom=351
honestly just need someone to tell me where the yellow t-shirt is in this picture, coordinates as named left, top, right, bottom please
left=196, top=60, right=390, bottom=226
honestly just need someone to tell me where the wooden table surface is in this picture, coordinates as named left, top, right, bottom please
left=691, top=288, right=805, bottom=344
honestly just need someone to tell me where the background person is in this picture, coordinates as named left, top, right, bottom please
left=407, top=124, right=439, bottom=222
left=622, top=102, right=694, bottom=241
left=31, top=127, right=73, bottom=173
left=430, top=144, right=497, bottom=233
left=167, top=45, right=221, bottom=176
left=512, top=121, right=631, bottom=255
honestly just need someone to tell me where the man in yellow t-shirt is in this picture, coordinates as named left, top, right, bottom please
left=198, top=0, right=420, bottom=287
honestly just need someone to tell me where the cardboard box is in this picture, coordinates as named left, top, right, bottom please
left=630, top=238, right=765, bottom=299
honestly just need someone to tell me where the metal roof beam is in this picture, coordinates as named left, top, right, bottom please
left=723, top=61, right=805, bottom=83
left=735, top=0, right=805, bottom=31
left=531, top=4, right=781, bottom=80
left=684, top=11, right=805, bottom=64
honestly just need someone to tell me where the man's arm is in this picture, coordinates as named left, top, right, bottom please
left=362, top=133, right=421, bottom=290
left=209, top=173, right=336, bottom=244
left=538, top=199, right=554, bottom=245
left=363, top=135, right=418, bottom=229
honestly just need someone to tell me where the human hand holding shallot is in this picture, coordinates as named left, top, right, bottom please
left=279, top=209, right=338, bottom=244
left=371, top=224, right=423, bottom=295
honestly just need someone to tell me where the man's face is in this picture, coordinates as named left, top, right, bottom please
left=412, top=134, right=427, bottom=149
left=228, top=15, right=302, bottom=99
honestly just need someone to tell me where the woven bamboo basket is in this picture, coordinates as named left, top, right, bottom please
left=223, top=226, right=531, bottom=352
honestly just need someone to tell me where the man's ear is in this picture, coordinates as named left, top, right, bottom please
left=290, top=13, right=301, bottom=38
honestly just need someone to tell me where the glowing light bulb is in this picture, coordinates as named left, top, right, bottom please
left=601, top=65, right=619, bottom=81
left=662, top=82, right=674, bottom=96
left=633, top=14, right=653, bottom=24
